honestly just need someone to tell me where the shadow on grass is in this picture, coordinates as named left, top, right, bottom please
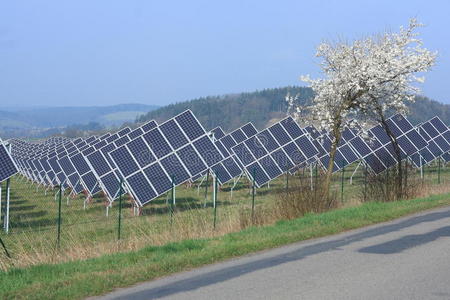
left=5, top=200, right=28, bottom=206
left=11, top=210, right=48, bottom=219
left=9, top=218, right=59, bottom=229
left=141, top=200, right=232, bottom=215
left=7, top=205, right=37, bottom=212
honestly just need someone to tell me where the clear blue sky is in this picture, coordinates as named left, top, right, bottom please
left=1, top=0, right=449, bottom=107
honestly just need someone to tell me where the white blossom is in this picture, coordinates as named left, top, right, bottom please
left=288, top=18, right=436, bottom=142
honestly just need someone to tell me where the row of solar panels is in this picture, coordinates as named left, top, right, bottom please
left=2, top=111, right=450, bottom=207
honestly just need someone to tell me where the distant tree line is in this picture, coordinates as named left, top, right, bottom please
left=137, top=86, right=450, bottom=132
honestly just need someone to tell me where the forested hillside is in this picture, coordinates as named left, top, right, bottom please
left=137, top=86, right=450, bottom=131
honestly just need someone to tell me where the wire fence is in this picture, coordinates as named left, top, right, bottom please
left=0, top=159, right=449, bottom=270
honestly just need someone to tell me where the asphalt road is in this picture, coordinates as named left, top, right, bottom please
left=97, top=206, right=450, bottom=300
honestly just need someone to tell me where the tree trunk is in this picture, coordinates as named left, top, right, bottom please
left=323, top=122, right=342, bottom=207
left=379, top=116, right=403, bottom=199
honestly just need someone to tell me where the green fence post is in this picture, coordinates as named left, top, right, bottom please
left=213, top=176, right=218, bottom=230
left=404, top=159, right=408, bottom=191
left=314, top=164, right=318, bottom=197
left=170, top=175, right=175, bottom=225
left=424, top=160, right=426, bottom=185
left=251, top=168, right=256, bottom=224
left=204, top=172, right=209, bottom=207
left=117, top=178, right=123, bottom=241
left=286, top=169, right=289, bottom=192
left=341, top=160, right=345, bottom=203
left=4, top=178, right=11, bottom=233
left=364, top=164, right=367, bottom=202
left=57, top=184, right=62, bottom=248
left=421, top=156, right=424, bottom=186
left=438, top=157, right=441, bottom=184
left=386, top=168, right=389, bottom=200
left=0, top=181, right=2, bottom=228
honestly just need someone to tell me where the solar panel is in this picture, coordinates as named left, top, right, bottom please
left=211, top=127, right=226, bottom=140
left=192, top=136, right=223, bottom=166
left=442, top=152, right=450, bottom=163
left=128, top=128, right=144, bottom=140
left=430, top=117, right=448, bottom=133
left=126, top=172, right=157, bottom=202
left=0, top=141, right=18, bottom=182
left=211, top=163, right=232, bottom=184
left=214, top=140, right=229, bottom=157
left=256, top=129, right=279, bottom=153
left=143, top=163, right=172, bottom=194
left=268, top=123, right=291, bottom=146
left=114, top=136, right=130, bottom=148
left=160, top=154, right=191, bottom=185
left=244, top=136, right=267, bottom=159
left=117, top=127, right=131, bottom=137
left=280, top=118, right=304, bottom=139
left=177, top=144, right=207, bottom=176
left=70, top=152, right=91, bottom=175
left=142, top=129, right=172, bottom=159
left=241, top=123, right=258, bottom=138
left=141, top=120, right=158, bottom=132
left=385, top=118, right=403, bottom=138
left=175, top=110, right=205, bottom=140
left=317, top=127, right=360, bottom=172
left=126, top=137, right=155, bottom=168
left=86, top=150, right=111, bottom=177
left=230, top=129, right=247, bottom=144
left=106, top=134, right=120, bottom=144
left=109, top=146, right=140, bottom=177
left=85, top=136, right=97, bottom=144
left=100, top=172, right=122, bottom=199
left=159, top=120, right=189, bottom=150
left=99, top=133, right=111, bottom=140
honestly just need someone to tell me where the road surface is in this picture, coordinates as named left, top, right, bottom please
left=97, top=205, right=450, bottom=299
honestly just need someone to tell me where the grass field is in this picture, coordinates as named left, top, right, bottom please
left=1, top=191, right=450, bottom=299
left=0, top=161, right=449, bottom=298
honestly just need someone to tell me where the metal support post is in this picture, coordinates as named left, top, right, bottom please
left=57, top=184, right=62, bottom=247
left=117, top=179, right=123, bottom=241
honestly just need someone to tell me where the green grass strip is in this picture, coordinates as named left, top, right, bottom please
left=1, top=193, right=450, bottom=300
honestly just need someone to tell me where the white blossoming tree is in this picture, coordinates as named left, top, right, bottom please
left=289, top=19, right=436, bottom=202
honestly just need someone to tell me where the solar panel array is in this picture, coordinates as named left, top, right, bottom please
left=410, top=117, right=450, bottom=167
left=232, top=117, right=319, bottom=187
left=109, top=110, right=225, bottom=205
left=5, top=111, right=450, bottom=207
left=85, top=120, right=157, bottom=201
left=348, top=114, right=428, bottom=174
left=209, top=123, right=258, bottom=184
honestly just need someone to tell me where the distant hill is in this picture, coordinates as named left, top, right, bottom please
left=137, top=86, right=450, bottom=131
left=137, top=86, right=314, bottom=131
left=0, top=103, right=158, bottom=138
